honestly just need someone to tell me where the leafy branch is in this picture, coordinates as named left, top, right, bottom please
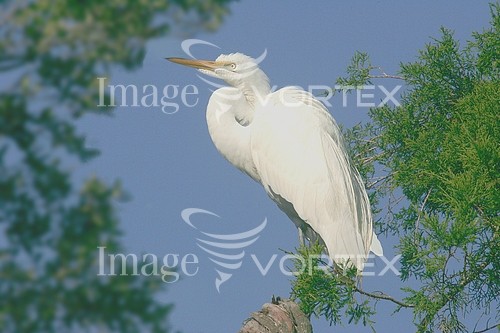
left=336, top=51, right=405, bottom=89
left=350, top=283, right=414, bottom=309
left=290, top=244, right=413, bottom=328
left=294, top=5, right=500, bottom=332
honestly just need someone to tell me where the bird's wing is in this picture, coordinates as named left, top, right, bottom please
left=251, top=87, right=377, bottom=270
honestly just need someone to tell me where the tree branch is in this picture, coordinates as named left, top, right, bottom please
left=369, top=66, right=405, bottom=80
left=473, top=322, right=500, bottom=333
left=238, top=298, right=312, bottom=333
left=419, top=260, right=491, bottom=331
left=369, top=74, right=405, bottom=80
left=328, top=265, right=415, bottom=308
left=367, top=173, right=392, bottom=189
left=414, top=187, right=432, bottom=240
left=352, top=285, right=415, bottom=308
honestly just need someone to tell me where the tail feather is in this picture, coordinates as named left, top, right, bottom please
left=370, top=233, right=384, bottom=256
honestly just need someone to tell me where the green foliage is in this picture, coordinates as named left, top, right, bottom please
left=292, top=3, right=499, bottom=332
left=0, top=1, right=235, bottom=332
left=290, top=244, right=375, bottom=329
left=336, top=51, right=374, bottom=88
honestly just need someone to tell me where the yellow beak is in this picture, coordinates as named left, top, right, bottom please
left=166, top=57, right=219, bottom=71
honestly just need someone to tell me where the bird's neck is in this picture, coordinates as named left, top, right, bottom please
left=206, top=87, right=261, bottom=182
left=237, top=72, right=271, bottom=109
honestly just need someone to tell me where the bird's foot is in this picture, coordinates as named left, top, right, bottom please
left=298, top=228, right=306, bottom=248
left=271, top=295, right=282, bottom=305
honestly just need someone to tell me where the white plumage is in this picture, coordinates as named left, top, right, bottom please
left=168, top=53, right=383, bottom=271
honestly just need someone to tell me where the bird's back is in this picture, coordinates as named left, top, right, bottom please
left=250, top=87, right=379, bottom=270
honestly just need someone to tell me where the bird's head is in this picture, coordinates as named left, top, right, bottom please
left=167, top=53, right=270, bottom=95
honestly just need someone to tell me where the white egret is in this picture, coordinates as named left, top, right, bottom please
left=167, top=53, right=383, bottom=271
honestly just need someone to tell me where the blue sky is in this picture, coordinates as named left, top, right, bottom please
left=79, top=2, right=493, bottom=332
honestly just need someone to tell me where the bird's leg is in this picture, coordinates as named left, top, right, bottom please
left=298, top=228, right=306, bottom=248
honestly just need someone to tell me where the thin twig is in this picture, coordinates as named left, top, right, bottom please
left=419, top=261, right=491, bottom=330
left=369, top=66, right=405, bottom=80
left=353, top=146, right=378, bottom=159
left=327, top=264, right=415, bottom=308
left=369, top=74, right=405, bottom=80
left=473, top=322, right=499, bottom=333
left=414, top=188, right=432, bottom=239
left=367, top=174, right=392, bottom=190
left=353, top=285, right=415, bottom=308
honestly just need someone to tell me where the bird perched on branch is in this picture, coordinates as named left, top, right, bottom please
left=168, top=53, right=383, bottom=271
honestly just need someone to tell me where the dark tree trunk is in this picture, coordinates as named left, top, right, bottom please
left=238, top=299, right=312, bottom=333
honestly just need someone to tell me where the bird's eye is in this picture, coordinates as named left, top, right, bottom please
left=228, top=63, right=237, bottom=70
